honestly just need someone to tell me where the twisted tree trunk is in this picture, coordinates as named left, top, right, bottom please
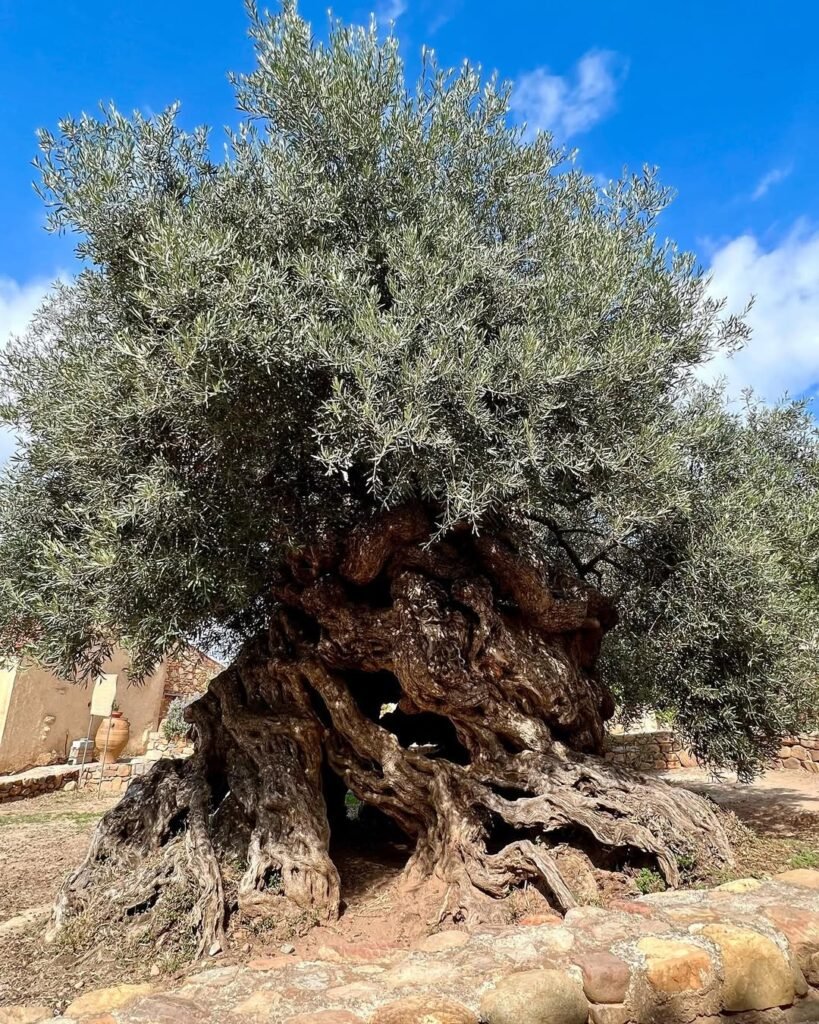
left=52, top=505, right=731, bottom=954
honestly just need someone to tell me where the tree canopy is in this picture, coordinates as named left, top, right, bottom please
left=0, top=2, right=816, bottom=775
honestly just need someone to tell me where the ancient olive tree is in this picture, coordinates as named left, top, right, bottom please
left=1, top=4, right=817, bottom=954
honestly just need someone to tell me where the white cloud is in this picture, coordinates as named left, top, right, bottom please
left=511, top=50, right=627, bottom=140
left=703, top=225, right=819, bottom=401
left=751, top=165, right=792, bottom=201
left=0, top=275, right=56, bottom=465
left=0, top=276, right=51, bottom=344
left=375, top=0, right=407, bottom=24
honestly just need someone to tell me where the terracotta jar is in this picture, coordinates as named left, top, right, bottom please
left=94, top=712, right=130, bottom=764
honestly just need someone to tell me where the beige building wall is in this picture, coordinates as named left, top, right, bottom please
left=0, top=649, right=168, bottom=775
left=0, top=660, right=20, bottom=767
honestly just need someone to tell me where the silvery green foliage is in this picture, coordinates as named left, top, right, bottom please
left=162, top=696, right=194, bottom=741
left=0, top=4, right=816, bottom=774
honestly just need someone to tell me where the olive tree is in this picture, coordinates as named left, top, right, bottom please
left=1, top=3, right=816, bottom=954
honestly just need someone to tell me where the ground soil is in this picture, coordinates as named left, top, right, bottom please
left=1, top=769, right=818, bottom=1011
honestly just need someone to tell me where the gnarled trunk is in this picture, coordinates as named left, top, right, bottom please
left=52, top=505, right=731, bottom=954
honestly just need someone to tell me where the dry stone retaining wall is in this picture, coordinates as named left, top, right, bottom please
left=5, top=870, right=819, bottom=1023
left=771, top=734, right=819, bottom=773
left=0, top=763, right=80, bottom=803
left=604, top=730, right=698, bottom=771
left=605, top=730, right=819, bottom=773
left=77, top=732, right=194, bottom=793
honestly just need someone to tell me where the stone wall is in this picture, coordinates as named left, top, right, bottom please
left=76, top=730, right=195, bottom=794
left=771, top=733, right=819, bottom=773
left=605, top=729, right=819, bottom=773
left=604, top=730, right=699, bottom=771
left=0, top=764, right=80, bottom=803
left=78, top=758, right=148, bottom=795
left=160, top=648, right=223, bottom=720
left=144, top=729, right=195, bottom=761
left=9, top=870, right=819, bottom=1024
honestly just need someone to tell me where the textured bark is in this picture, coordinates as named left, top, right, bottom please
left=52, top=505, right=731, bottom=950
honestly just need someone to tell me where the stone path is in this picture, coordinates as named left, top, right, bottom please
left=4, top=871, right=819, bottom=1024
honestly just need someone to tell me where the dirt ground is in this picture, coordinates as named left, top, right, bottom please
left=1, top=769, right=818, bottom=1010
left=0, top=790, right=119, bottom=928
left=661, top=768, right=819, bottom=832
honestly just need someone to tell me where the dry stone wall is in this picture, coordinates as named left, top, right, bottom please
left=604, top=731, right=698, bottom=771
left=6, top=871, right=819, bottom=1023
left=76, top=732, right=194, bottom=794
left=160, top=648, right=223, bottom=720
left=605, top=730, right=819, bottom=773
left=0, top=764, right=80, bottom=802
left=771, top=734, right=819, bottom=773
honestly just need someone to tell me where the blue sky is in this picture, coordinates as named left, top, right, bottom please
left=1, top=0, right=818, bottom=431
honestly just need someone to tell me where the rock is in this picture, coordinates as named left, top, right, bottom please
left=609, top=899, right=655, bottom=917
left=808, top=950, right=819, bottom=986
left=700, top=923, right=795, bottom=1011
left=575, top=951, right=631, bottom=1004
left=534, top=925, right=575, bottom=952
left=241, top=942, right=252, bottom=953
left=231, top=990, right=284, bottom=1016
left=320, top=940, right=400, bottom=963
left=661, top=907, right=721, bottom=927
left=479, top=968, right=589, bottom=1024
left=589, top=1006, right=630, bottom=1024
left=0, top=1007, right=51, bottom=1024
left=123, top=995, right=205, bottom=1023
left=413, top=930, right=470, bottom=953
left=324, top=981, right=381, bottom=1001
left=63, top=780, right=77, bottom=792
left=382, top=960, right=452, bottom=988
left=149, top=964, right=161, bottom=978
left=315, top=945, right=344, bottom=962
left=369, top=995, right=477, bottom=1023
left=636, top=937, right=713, bottom=994
left=247, top=956, right=293, bottom=971
left=285, top=1014, right=365, bottom=1024
left=774, top=869, right=819, bottom=890
left=715, top=877, right=762, bottom=893
left=66, top=983, right=153, bottom=1017
left=763, top=904, right=819, bottom=970
left=280, top=943, right=296, bottom=954
left=793, top=958, right=809, bottom=997
left=518, top=912, right=563, bottom=926
left=187, top=966, right=240, bottom=986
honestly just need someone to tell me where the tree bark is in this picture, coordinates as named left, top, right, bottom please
left=52, top=505, right=731, bottom=952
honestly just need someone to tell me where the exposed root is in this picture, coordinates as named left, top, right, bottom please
left=51, top=504, right=732, bottom=950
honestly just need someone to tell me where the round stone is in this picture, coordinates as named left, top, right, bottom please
left=700, top=924, right=795, bottom=1011
left=369, top=995, right=477, bottom=1024
left=636, top=937, right=713, bottom=995
left=413, top=930, right=471, bottom=953
left=773, top=869, right=819, bottom=890
left=479, top=968, right=589, bottom=1024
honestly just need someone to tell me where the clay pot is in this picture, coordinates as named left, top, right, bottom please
left=94, top=712, right=130, bottom=763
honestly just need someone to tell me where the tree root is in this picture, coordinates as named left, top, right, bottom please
left=51, top=505, right=732, bottom=950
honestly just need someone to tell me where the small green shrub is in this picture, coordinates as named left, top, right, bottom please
left=675, top=852, right=696, bottom=873
left=635, top=867, right=667, bottom=894
left=162, top=697, right=194, bottom=741
left=787, top=849, right=819, bottom=870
